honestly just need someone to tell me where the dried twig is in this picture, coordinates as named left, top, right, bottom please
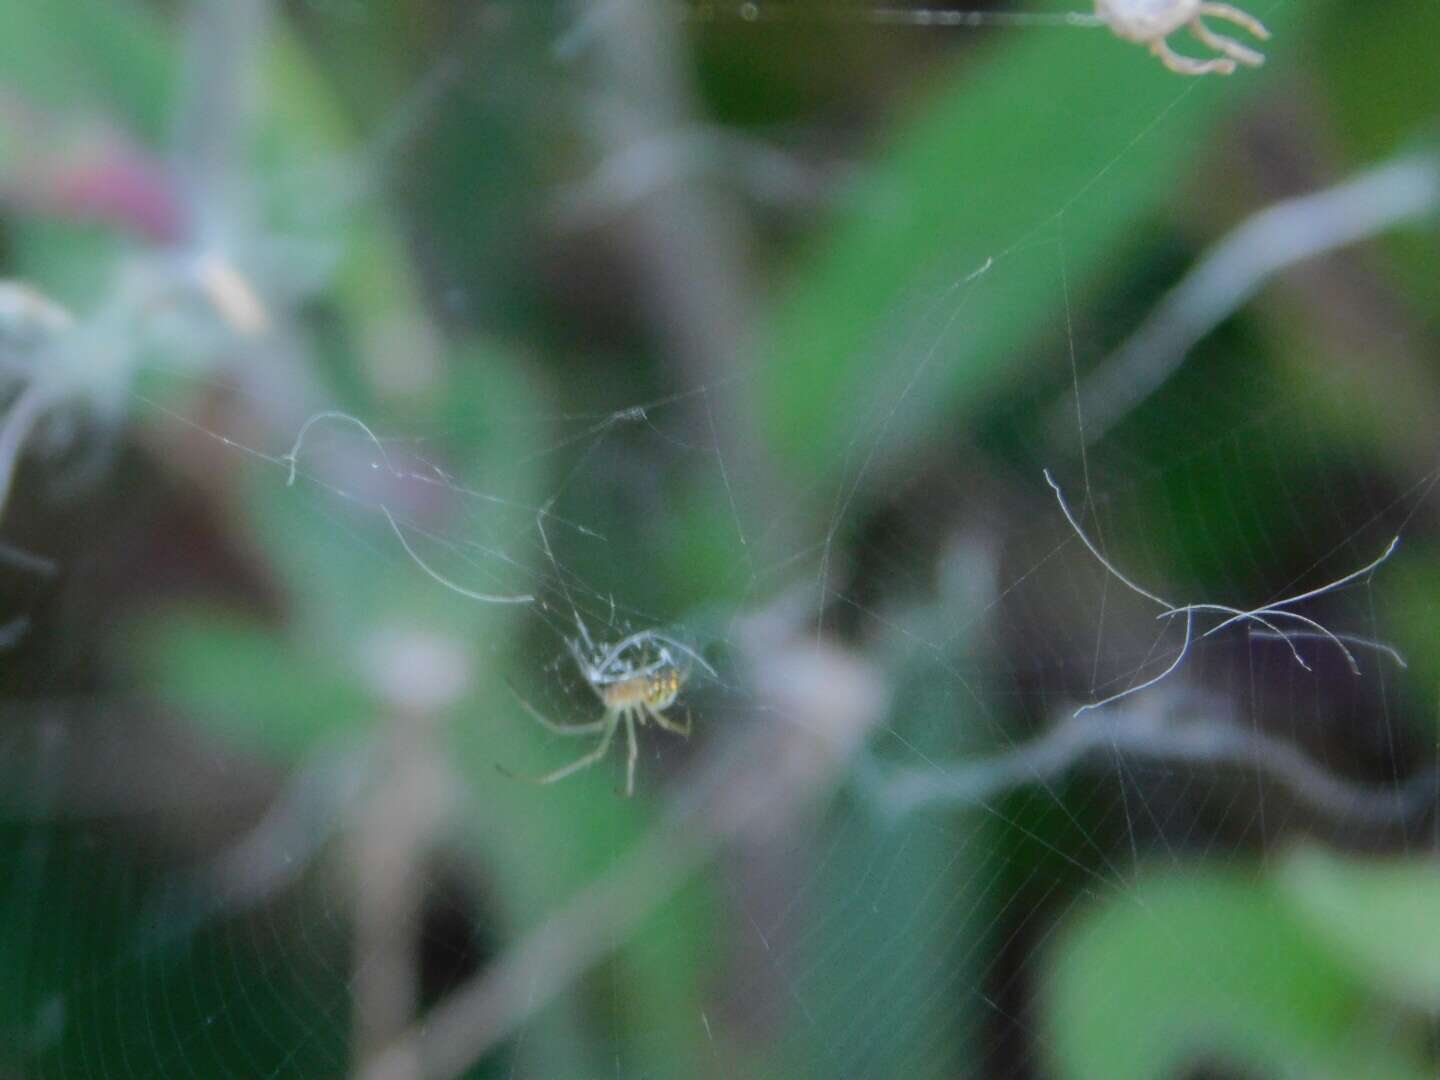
left=860, top=687, right=1434, bottom=827
left=1056, top=153, right=1440, bottom=445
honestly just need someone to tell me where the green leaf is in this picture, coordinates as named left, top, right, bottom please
left=1278, top=846, right=1440, bottom=1010
left=0, top=0, right=173, bottom=139
left=754, top=10, right=1294, bottom=488
left=1314, top=0, right=1440, bottom=167
left=243, top=343, right=546, bottom=647
left=1044, top=869, right=1426, bottom=1080
left=0, top=822, right=348, bottom=1076
left=1313, top=0, right=1440, bottom=316
left=127, top=608, right=372, bottom=759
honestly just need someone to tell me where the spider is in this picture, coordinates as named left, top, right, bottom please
left=503, top=623, right=713, bottom=797
left=1095, top=0, right=1270, bottom=77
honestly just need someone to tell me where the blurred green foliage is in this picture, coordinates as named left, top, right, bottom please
left=1, top=0, right=1438, bottom=1078
left=755, top=6, right=1297, bottom=487
left=1047, top=850, right=1440, bottom=1079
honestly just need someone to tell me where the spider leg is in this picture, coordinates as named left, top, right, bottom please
left=623, top=708, right=639, bottom=797
left=1197, top=3, right=1271, bottom=42
left=646, top=704, right=691, bottom=738
left=1190, top=17, right=1265, bottom=67
left=1151, top=36, right=1235, bottom=76
left=501, top=711, right=618, bottom=785
left=508, top=681, right=608, bottom=736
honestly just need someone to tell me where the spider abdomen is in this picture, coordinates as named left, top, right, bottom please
left=602, top=667, right=683, bottom=712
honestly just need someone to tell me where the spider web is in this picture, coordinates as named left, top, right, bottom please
left=2, top=1, right=1438, bottom=1078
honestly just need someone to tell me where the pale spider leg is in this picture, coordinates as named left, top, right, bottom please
left=573, top=611, right=598, bottom=657
left=623, top=708, right=640, bottom=797
left=1248, top=630, right=1408, bottom=670
left=588, top=655, right=670, bottom=686
left=597, top=632, right=717, bottom=681
left=1162, top=604, right=1313, bottom=670
left=502, top=710, right=619, bottom=786
left=1226, top=608, right=1360, bottom=674
left=1204, top=537, right=1400, bottom=639
left=1044, top=469, right=1174, bottom=611
left=1075, top=608, right=1194, bottom=717
left=1182, top=603, right=1368, bottom=675
left=646, top=704, right=691, bottom=737
left=508, top=683, right=609, bottom=736
left=1189, top=17, right=1264, bottom=68
left=382, top=507, right=535, bottom=605
left=1198, top=2, right=1271, bottom=42
left=564, top=635, right=603, bottom=686
left=576, top=634, right=664, bottom=686
left=1151, top=36, right=1236, bottom=76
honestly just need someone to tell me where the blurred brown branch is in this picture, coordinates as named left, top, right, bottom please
left=359, top=596, right=890, bottom=1079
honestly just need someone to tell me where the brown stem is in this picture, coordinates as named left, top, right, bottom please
left=360, top=620, right=888, bottom=1080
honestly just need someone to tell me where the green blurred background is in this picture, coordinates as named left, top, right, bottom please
left=1, top=0, right=1438, bottom=1077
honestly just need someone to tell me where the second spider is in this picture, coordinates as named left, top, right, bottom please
left=1095, top=1, right=1270, bottom=77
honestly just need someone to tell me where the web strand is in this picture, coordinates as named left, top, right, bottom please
left=683, top=3, right=1103, bottom=29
